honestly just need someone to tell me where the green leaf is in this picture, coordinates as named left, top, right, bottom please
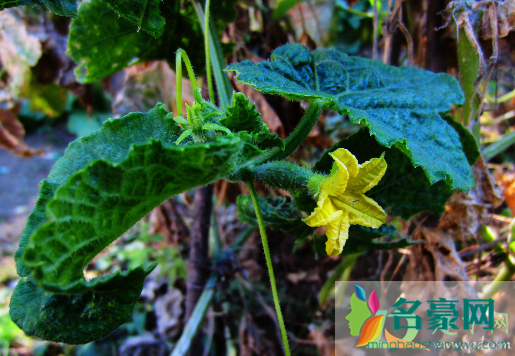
left=23, top=137, right=246, bottom=294
left=221, top=92, right=285, bottom=150
left=68, top=0, right=161, bottom=83
left=314, top=127, right=454, bottom=219
left=9, top=271, right=153, bottom=344
left=99, top=0, right=165, bottom=37
left=441, top=113, right=480, bottom=166
left=273, top=0, right=301, bottom=20
left=0, top=0, right=78, bottom=17
left=14, top=103, right=180, bottom=277
left=237, top=195, right=315, bottom=240
left=0, top=0, right=166, bottom=32
left=10, top=103, right=247, bottom=343
left=226, top=43, right=474, bottom=191
left=68, top=0, right=236, bottom=83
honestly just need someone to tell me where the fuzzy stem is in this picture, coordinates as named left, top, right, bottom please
left=255, top=99, right=324, bottom=165
left=175, top=49, right=198, bottom=117
left=246, top=182, right=291, bottom=356
left=204, top=0, right=215, bottom=103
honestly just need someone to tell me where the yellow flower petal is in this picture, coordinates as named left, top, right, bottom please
left=330, top=193, right=386, bottom=228
left=346, top=156, right=387, bottom=194
left=320, top=161, right=348, bottom=198
left=304, top=148, right=387, bottom=256
left=326, top=212, right=350, bottom=256
left=330, top=148, right=359, bottom=178
left=304, top=196, right=338, bottom=227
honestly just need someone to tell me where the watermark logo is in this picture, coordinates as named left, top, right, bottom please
left=347, top=284, right=428, bottom=350
left=336, top=282, right=512, bottom=355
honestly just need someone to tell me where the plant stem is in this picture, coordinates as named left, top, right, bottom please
left=204, top=0, right=215, bottom=104
left=171, top=273, right=218, bottom=356
left=481, top=225, right=515, bottom=298
left=457, top=28, right=480, bottom=133
left=175, top=49, right=198, bottom=117
left=193, top=0, right=231, bottom=108
left=255, top=99, right=324, bottom=165
left=483, top=130, right=515, bottom=161
left=246, top=182, right=291, bottom=356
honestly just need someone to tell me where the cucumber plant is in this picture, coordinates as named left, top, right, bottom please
left=2, top=0, right=479, bottom=355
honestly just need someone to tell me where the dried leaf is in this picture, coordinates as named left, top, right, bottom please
left=440, top=156, right=503, bottom=239
left=239, top=315, right=278, bottom=356
left=308, top=325, right=334, bottom=356
left=493, top=163, right=515, bottom=215
left=154, top=287, right=184, bottom=338
left=481, top=0, right=515, bottom=38
left=112, top=61, right=190, bottom=117
left=0, top=9, right=42, bottom=102
left=0, top=108, right=43, bottom=157
left=148, top=199, right=189, bottom=245
left=406, top=216, right=471, bottom=283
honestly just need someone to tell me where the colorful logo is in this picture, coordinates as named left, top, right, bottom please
left=346, top=284, right=428, bottom=350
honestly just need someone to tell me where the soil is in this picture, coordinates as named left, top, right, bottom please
left=0, top=128, right=75, bottom=257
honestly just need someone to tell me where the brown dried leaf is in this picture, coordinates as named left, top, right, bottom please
left=481, top=0, right=515, bottom=38
left=403, top=216, right=478, bottom=306
left=154, top=287, right=184, bottom=338
left=112, top=61, right=191, bottom=117
left=0, top=108, right=43, bottom=157
left=239, top=315, right=278, bottom=356
left=406, top=215, right=470, bottom=283
left=0, top=9, right=42, bottom=103
left=308, top=325, right=334, bottom=356
left=287, top=1, right=333, bottom=46
left=148, top=199, right=189, bottom=245
left=493, top=163, right=515, bottom=215
left=439, top=156, right=503, bottom=239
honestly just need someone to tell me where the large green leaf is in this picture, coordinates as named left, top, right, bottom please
left=99, top=0, right=165, bottom=37
left=23, top=133, right=244, bottom=293
left=226, top=43, right=474, bottom=191
left=313, top=128, right=455, bottom=219
left=10, top=103, right=247, bottom=343
left=68, top=0, right=236, bottom=83
left=10, top=270, right=154, bottom=344
left=0, top=0, right=165, bottom=35
left=0, top=0, right=77, bottom=17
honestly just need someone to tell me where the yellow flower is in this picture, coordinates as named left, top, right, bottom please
left=304, top=148, right=387, bottom=256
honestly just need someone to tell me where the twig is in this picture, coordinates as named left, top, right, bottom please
left=459, top=237, right=508, bottom=258
left=372, top=0, right=379, bottom=61
left=397, top=20, right=414, bottom=65
left=185, top=185, right=214, bottom=356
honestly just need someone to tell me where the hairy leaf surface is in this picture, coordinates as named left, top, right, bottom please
left=10, top=270, right=153, bottom=344
left=10, top=103, right=246, bottom=343
left=68, top=0, right=236, bottom=83
left=99, top=0, right=165, bottom=37
left=226, top=43, right=474, bottom=191
left=0, top=0, right=77, bottom=17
